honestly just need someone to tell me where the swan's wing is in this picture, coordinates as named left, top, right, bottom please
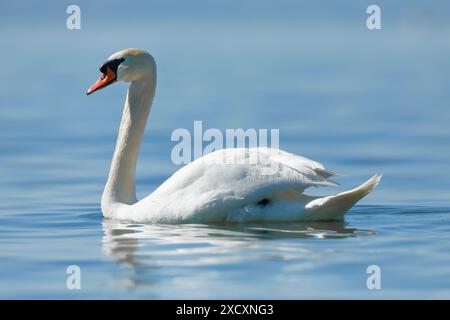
left=137, top=148, right=338, bottom=222
left=254, top=147, right=339, bottom=181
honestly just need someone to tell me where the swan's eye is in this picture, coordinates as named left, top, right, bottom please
left=101, top=73, right=106, bottom=80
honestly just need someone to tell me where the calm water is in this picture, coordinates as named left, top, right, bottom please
left=1, top=1, right=450, bottom=299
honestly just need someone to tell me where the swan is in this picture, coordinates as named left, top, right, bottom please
left=87, top=48, right=382, bottom=223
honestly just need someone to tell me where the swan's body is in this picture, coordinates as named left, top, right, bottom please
left=88, top=48, right=381, bottom=224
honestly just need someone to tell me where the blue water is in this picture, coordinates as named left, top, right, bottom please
left=1, top=1, right=450, bottom=299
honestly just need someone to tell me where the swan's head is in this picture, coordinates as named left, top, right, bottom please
left=87, top=48, right=156, bottom=95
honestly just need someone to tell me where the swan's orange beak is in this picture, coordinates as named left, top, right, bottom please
left=86, top=67, right=116, bottom=95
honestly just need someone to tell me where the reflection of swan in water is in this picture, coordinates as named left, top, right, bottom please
left=101, top=219, right=375, bottom=289
left=88, top=48, right=382, bottom=224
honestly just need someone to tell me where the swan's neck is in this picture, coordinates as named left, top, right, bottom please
left=102, top=77, right=155, bottom=215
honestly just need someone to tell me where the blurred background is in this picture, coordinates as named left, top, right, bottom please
left=1, top=1, right=450, bottom=299
left=1, top=0, right=449, bottom=207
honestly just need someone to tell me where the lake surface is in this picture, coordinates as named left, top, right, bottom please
left=1, top=1, right=450, bottom=299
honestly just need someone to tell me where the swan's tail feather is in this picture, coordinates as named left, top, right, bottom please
left=303, top=174, right=382, bottom=221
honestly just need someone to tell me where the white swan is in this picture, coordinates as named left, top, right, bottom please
left=87, top=48, right=381, bottom=224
